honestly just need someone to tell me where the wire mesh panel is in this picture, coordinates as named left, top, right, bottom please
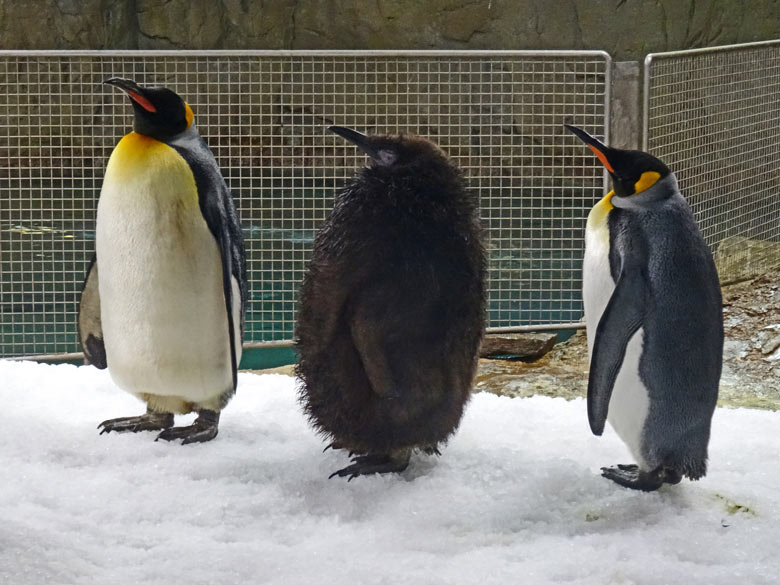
left=644, top=41, right=780, bottom=283
left=0, top=50, right=609, bottom=358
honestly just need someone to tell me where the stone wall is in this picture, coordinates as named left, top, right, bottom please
left=1, top=0, right=778, bottom=59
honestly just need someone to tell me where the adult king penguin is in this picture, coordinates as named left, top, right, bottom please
left=566, top=124, right=723, bottom=491
left=78, top=78, right=246, bottom=444
left=296, top=127, right=486, bottom=480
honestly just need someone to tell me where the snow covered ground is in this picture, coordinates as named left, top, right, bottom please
left=1, top=360, right=778, bottom=585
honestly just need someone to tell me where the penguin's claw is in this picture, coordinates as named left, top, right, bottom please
left=98, top=412, right=174, bottom=435
left=323, top=441, right=347, bottom=453
left=329, top=451, right=411, bottom=481
left=600, top=463, right=681, bottom=492
left=155, top=410, right=220, bottom=445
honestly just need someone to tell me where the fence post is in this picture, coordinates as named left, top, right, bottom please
left=609, top=61, right=641, bottom=151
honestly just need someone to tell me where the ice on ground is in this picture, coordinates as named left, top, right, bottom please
left=0, top=360, right=777, bottom=585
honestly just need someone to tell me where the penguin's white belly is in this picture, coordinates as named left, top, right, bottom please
left=582, top=231, right=613, bottom=356
left=603, top=328, right=648, bottom=467
left=583, top=224, right=650, bottom=468
left=96, top=135, right=233, bottom=403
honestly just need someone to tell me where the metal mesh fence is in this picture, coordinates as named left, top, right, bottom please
left=643, top=41, right=780, bottom=284
left=0, top=50, right=610, bottom=358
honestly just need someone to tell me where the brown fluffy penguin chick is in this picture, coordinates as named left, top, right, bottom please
left=295, top=127, right=486, bottom=480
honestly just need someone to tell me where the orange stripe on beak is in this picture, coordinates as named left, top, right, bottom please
left=588, top=144, right=614, bottom=173
left=127, top=90, right=157, bottom=113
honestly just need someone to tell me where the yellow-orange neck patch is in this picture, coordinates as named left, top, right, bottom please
left=587, top=190, right=615, bottom=231
left=184, top=103, right=194, bottom=128
left=105, top=132, right=198, bottom=207
left=634, top=171, right=661, bottom=194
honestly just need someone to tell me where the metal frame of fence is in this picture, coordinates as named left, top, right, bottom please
left=643, top=40, right=780, bottom=283
left=0, top=49, right=611, bottom=359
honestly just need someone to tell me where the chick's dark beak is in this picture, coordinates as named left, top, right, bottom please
left=104, top=77, right=157, bottom=113
left=329, top=126, right=380, bottom=161
left=564, top=124, right=614, bottom=173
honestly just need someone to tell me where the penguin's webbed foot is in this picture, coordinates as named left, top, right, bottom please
left=601, top=463, right=682, bottom=492
left=155, top=410, right=220, bottom=445
left=329, top=450, right=411, bottom=481
left=98, top=411, right=174, bottom=435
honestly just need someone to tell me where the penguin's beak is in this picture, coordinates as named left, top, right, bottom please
left=564, top=124, right=615, bottom=173
left=329, top=126, right=380, bottom=161
left=104, top=77, right=157, bottom=113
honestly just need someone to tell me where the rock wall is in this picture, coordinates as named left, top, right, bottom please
left=1, top=0, right=778, bottom=59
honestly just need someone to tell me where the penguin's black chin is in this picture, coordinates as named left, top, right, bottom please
left=611, top=176, right=634, bottom=198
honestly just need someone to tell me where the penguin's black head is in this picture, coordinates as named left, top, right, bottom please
left=564, top=124, right=671, bottom=198
left=328, top=126, right=448, bottom=171
left=105, top=77, right=194, bottom=141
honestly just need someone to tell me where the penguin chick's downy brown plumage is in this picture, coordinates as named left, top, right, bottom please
left=295, top=127, right=486, bottom=480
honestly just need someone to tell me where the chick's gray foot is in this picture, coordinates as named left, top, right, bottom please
left=329, top=449, right=411, bottom=481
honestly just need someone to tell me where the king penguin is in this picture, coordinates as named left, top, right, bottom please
left=78, top=78, right=247, bottom=444
left=565, top=124, right=723, bottom=491
left=295, top=127, right=486, bottom=480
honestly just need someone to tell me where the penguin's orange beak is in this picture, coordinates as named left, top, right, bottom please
left=104, top=77, right=157, bottom=113
left=565, top=124, right=614, bottom=173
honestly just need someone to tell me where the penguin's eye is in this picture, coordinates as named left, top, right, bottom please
left=376, top=149, right=398, bottom=167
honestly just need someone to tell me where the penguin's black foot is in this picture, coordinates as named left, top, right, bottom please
left=155, top=410, right=220, bottom=445
left=600, top=463, right=682, bottom=492
left=98, top=412, right=174, bottom=435
left=329, top=450, right=411, bottom=481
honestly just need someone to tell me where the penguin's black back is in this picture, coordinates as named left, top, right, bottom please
left=608, top=188, right=723, bottom=478
left=295, top=135, right=486, bottom=454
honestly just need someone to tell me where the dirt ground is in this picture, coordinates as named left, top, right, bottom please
left=257, top=270, right=780, bottom=410
left=719, top=270, right=780, bottom=407
left=475, top=269, right=780, bottom=409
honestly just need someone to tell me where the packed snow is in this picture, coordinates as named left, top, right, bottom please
left=0, top=360, right=777, bottom=585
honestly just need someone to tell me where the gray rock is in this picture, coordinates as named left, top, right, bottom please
left=722, top=339, right=749, bottom=361
left=760, top=330, right=780, bottom=356
left=480, top=333, right=557, bottom=361
left=765, top=347, right=780, bottom=362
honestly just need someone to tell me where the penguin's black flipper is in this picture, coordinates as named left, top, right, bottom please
left=347, top=277, right=437, bottom=400
left=349, top=311, right=397, bottom=399
left=77, top=255, right=107, bottom=369
left=588, top=265, right=646, bottom=435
